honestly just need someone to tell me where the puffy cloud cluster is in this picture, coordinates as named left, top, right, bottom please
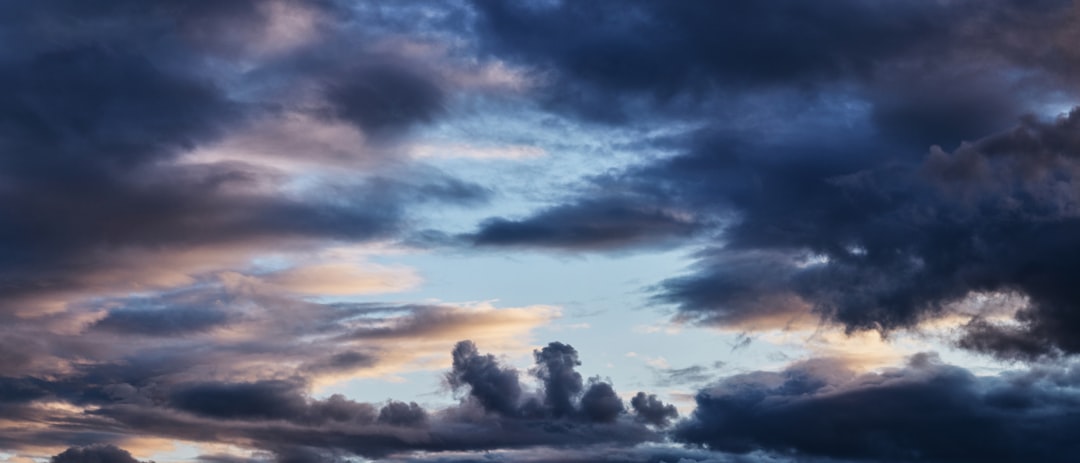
left=448, top=341, right=650, bottom=425
left=17, top=340, right=672, bottom=462
left=38, top=348, right=1080, bottom=463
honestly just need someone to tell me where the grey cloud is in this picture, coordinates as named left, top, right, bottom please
left=447, top=340, right=523, bottom=417
left=92, top=306, right=230, bottom=337
left=579, top=379, right=624, bottom=423
left=629, top=392, right=678, bottom=428
left=168, top=380, right=308, bottom=421
left=81, top=340, right=660, bottom=460
left=324, top=63, right=445, bottom=136
left=675, top=354, right=1080, bottom=462
left=532, top=342, right=584, bottom=419
left=0, top=0, right=488, bottom=314
left=471, top=198, right=702, bottom=250
left=377, top=401, right=428, bottom=427
left=51, top=444, right=143, bottom=463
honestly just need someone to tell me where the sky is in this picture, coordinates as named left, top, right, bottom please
left=4, top=1, right=1080, bottom=462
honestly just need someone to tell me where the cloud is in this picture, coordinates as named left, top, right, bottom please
left=17, top=339, right=1080, bottom=463
left=447, top=340, right=523, bottom=417
left=531, top=342, right=585, bottom=419
left=629, top=392, right=678, bottom=427
left=674, top=353, right=1080, bottom=462
left=470, top=198, right=702, bottom=250
left=4, top=341, right=664, bottom=461
left=92, top=306, right=230, bottom=337
left=7, top=1, right=1080, bottom=462
left=322, top=61, right=446, bottom=137
left=469, top=0, right=1062, bottom=128
left=50, top=444, right=143, bottom=463
left=0, top=0, right=497, bottom=319
left=168, top=380, right=308, bottom=421
left=578, top=380, right=624, bottom=423
left=464, top=90, right=1080, bottom=360
left=376, top=401, right=428, bottom=428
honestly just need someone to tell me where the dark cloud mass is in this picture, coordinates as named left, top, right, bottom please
left=471, top=0, right=956, bottom=119
left=532, top=342, right=584, bottom=419
left=36, top=341, right=660, bottom=461
left=448, top=340, right=523, bottom=417
left=447, top=340, right=634, bottom=425
left=465, top=0, right=1080, bottom=361
left=470, top=198, right=702, bottom=250
left=630, top=392, right=678, bottom=428
left=675, top=354, right=1080, bottom=462
left=92, top=306, right=230, bottom=336
left=168, top=380, right=308, bottom=421
left=0, top=0, right=485, bottom=313
left=51, top=444, right=143, bottom=463
left=324, top=63, right=446, bottom=136
left=377, top=401, right=428, bottom=427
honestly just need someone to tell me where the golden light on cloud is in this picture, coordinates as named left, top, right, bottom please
left=262, top=262, right=420, bottom=296
left=311, top=302, right=560, bottom=388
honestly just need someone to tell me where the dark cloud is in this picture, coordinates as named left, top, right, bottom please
left=51, top=444, right=143, bottom=463
left=578, top=379, right=624, bottom=423
left=0, top=377, right=50, bottom=404
left=0, top=0, right=488, bottom=315
left=470, top=0, right=967, bottom=121
left=532, top=342, right=584, bottom=419
left=470, top=198, right=702, bottom=250
left=324, top=63, right=445, bottom=136
left=461, top=0, right=1080, bottom=361
left=675, top=354, right=1080, bottom=462
left=0, top=45, right=236, bottom=171
left=629, top=392, right=678, bottom=428
left=467, top=87, right=1080, bottom=359
left=447, top=340, right=523, bottom=417
left=305, top=394, right=378, bottom=426
left=168, top=380, right=308, bottom=421
left=78, top=340, right=660, bottom=460
left=469, top=0, right=1077, bottom=133
left=377, top=401, right=428, bottom=427
left=92, top=306, right=230, bottom=337
left=657, top=110, right=1080, bottom=357
left=448, top=341, right=648, bottom=426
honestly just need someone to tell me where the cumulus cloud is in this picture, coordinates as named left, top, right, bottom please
left=4, top=340, right=665, bottom=461
left=51, top=444, right=143, bottom=463
left=447, top=340, right=523, bottom=417
left=629, top=392, right=678, bottom=427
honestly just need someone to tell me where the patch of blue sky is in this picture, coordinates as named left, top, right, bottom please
left=317, top=245, right=789, bottom=412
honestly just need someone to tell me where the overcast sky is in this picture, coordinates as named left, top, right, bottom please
left=4, top=1, right=1080, bottom=462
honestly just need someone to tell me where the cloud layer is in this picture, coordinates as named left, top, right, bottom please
left=6, top=1, right=1080, bottom=462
